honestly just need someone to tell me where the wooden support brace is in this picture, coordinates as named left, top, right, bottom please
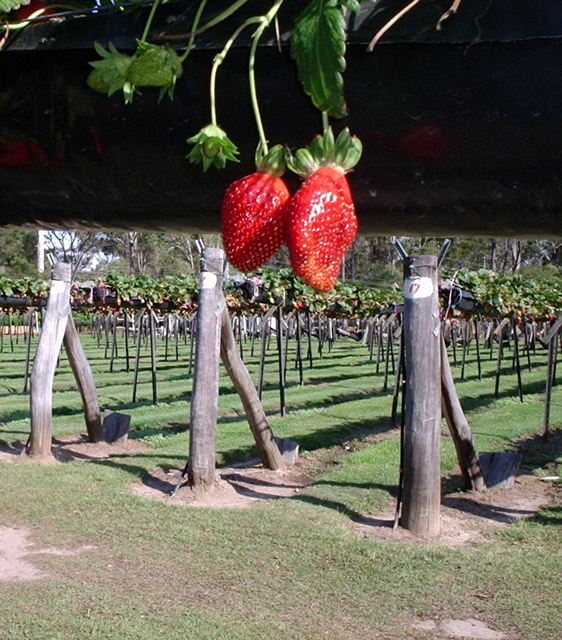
left=64, top=310, right=104, bottom=442
left=440, top=333, right=486, bottom=491
left=219, top=306, right=286, bottom=471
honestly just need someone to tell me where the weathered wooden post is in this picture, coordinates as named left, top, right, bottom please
left=219, top=307, right=286, bottom=471
left=63, top=311, right=104, bottom=443
left=440, top=333, right=486, bottom=491
left=542, top=313, right=562, bottom=437
left=400, top=255, right=441, bottom=536
left=188, top=247, right=224, bottom=491
left=29, top=263, right=72, bottom=458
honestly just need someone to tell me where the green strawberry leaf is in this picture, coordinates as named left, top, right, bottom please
left=290, top=0, right=347, bottom=119
left=1, top=0, right=24, bottom=14
left=339, top=0, right=362, bottom=13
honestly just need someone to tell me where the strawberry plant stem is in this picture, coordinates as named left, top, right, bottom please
left=210, top=19, right=258, bottom=126
left=209, top=1, right=284, bottom=142
left=322, top=111, right=329, bottom=136
left=367, top=0, right=422, bottom=52
left=178, top=0, right=208, bottom=64
left=187, top=0, right=250, bottom=39
left=141, top=0, right=162, bottom=42
left=248, top=0, right=285, bottom=153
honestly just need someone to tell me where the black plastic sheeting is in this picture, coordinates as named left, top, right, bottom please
left=1, top=0, right=562, bottom=237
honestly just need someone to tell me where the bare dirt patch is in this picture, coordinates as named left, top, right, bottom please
left=0, top=432, right=149, bottom=464
left=413, top=618, right=506, bottom=639
left=352, top=471, right=558, bottom=547
left=0, top=526, right=95, bottom=582
left=131, top=459, right=311, bottom=508
left=130, top=429, right=561, bottom=549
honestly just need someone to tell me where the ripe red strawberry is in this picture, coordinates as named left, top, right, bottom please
left=221, top=145, right=289, bottom=272
left=284, top=128, right=362, bottom=292
left=284, top=166, right=357, bottom=292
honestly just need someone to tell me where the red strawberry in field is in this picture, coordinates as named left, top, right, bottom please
left=284, top=128, right=362, bottom=292
left=221, top=145, right=289, bottom=273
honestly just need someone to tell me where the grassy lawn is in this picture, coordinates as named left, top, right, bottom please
left=0, top=322, right=560, bottom=640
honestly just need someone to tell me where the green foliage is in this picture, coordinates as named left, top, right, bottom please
left=0, top=0, right=22, bottom=14
left=0, top=229, right=39, bottom=278
left=0, top=264, right=558, bottom=321
left=290, top=0, right=348, bottom=118
left=0, top=274, right=48, bottom=298
left=226, top=267, right=399, bottom=317
left=101, top=270, right=198, bottom=310
left=451, top=268, right=562, bottom=320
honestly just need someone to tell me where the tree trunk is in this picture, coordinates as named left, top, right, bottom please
left=29, top=263, right=72, bottom=458
left=188, top=247, right=224, bottom=491
left=36, top=229, right=45, bottom=273
left=400, top=255, right=441, bottom=536
left=219, top=306, right=285, bottom=471
left=63, top=311, right=104, bottom=442
left=440, top=333, right=486, bottom=491
left=490, top=238, right=497, bottom=271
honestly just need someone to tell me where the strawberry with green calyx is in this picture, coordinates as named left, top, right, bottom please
left=87, top=42, right=135, bottom=104
left=128, top=40, right=183, bottom=101
left=221, top=144, right=289, bottom=273
left=284, top=127, right=362, bottom=293
left=186, top=124, right=239, bottom=172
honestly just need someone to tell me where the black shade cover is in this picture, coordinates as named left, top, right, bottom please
left=1, top=0, right=561, bottom=237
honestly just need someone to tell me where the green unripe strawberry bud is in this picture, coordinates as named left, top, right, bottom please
left=86, top=68, right=110, bottom=94
left=128, top=48, right=172, bottom=87
left=186, top=124, right=239, bottom=171
left=202, top=137, right=223, bottom=158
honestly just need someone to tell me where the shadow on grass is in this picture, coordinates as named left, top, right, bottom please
left=513, top=428, right=562, bottom=474
left=293, top=494, right=395, bottom=528
left=459, top=379, right=549, bottom=413
left=525, top=506, right=562, bottom=527
left=442, top=494, right=548, bottom=524
left=284, top=416, right=396, bottom=454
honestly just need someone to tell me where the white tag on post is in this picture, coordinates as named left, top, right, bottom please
left=200, top=272, right=217, bottom=289
left=403, top=277, right=433, bottom=299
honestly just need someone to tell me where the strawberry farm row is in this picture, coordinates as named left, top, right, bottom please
left=0, top=268, right=561, bottom=320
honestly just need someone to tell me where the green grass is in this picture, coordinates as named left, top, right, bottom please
left=0, top=326, right=560, bottom=639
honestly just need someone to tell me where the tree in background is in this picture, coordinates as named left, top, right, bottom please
left=101, top=232, right=223, bottom=278
left=0, top=229, right=39, bottom=277
left=43, top=231, right=112, bottom=279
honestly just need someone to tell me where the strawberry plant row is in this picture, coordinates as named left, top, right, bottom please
left=0, top=268, right=560, bottom=326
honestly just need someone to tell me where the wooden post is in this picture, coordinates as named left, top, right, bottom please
left=23, top=307, right=35, bottom=393
left=219, top=307, right=285, bottom=471
left=400, top=255, right=441, bottom=537
left=149, top=309, right=158, bottom=405
left=29, top=263, right=72, bottom=458
left=188, top=247, right=224, bottom=491
left=440, top=333, right=486, bottom=491
left=63, top=311, right=104, bottom=442
left=474, top=319, right=482, bottom=380
left=124, top=310, right=131, bottom=372
left=295, top=310, right=304, bottom=385
left=542, top=316, right=562, bottom=437
left=132, top=309, right=145, bottom=403
left=276, top=305, right=286, bottom=416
